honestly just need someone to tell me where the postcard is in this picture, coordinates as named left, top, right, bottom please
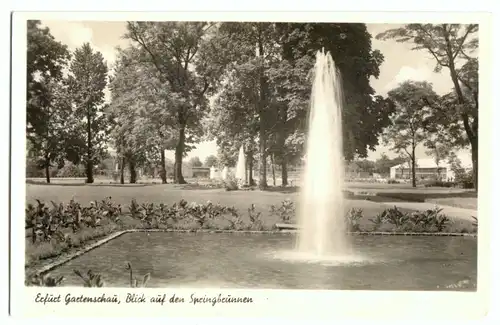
left=10, top=10, right=492, bottom=319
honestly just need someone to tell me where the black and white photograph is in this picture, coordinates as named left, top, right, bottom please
left=8, top=8, right=493, bottom=319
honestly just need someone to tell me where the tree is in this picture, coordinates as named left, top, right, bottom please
left=383, top=81, right=439, bottom=187
left=202, top=22, right=288, bottom=189
left=188, top=156, right=203, bottom=167
left=354, top=159, right=376, bottom=173
left=67, top=43, right=109, bottom=183
left=206, top=61, right=262, bottom=185
left=108, top=47, right=177, bottom=184
left=124, top=22, right=221, bottom=184
left=374, top=153, right=391, bottom=175
left=27, top=80, right=75, bottom=183
left=266, top=55, right=313, bottom=186
left=373, top=153, right=407, bottom=175
left=26, top=20, right=72, bottom=182
left=376, top=24, right=479, bottom=190
left=425, top=142, right=453, bottom=180
left=204, top=155, right=218, bottom=167
left=277, top=23, right=394, bottom=161
left=27, top=20, right=70, bottom=136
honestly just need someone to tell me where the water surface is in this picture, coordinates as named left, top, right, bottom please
left=47, top=232, right=477, bottom=290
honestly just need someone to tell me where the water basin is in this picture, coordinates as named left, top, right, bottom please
left=46, top=232, right=477, bottom=290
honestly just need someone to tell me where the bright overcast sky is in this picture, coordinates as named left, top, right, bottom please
left=40, top=20, right=471, bottom=164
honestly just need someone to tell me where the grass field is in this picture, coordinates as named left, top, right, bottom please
left=26, top=178, right=478, bottom=207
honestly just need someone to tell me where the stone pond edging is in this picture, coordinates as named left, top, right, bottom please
left=34, top=228, right=478, bottom=276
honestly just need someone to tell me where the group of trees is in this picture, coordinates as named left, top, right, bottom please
left=102, top=22, right=395, bottom=188
left=27, top=20, right=110, bottom=183
left=27, top=21, right=479, bottom=191
left=347, top=154, right=408, bottom=176
left=377, top=24, right=478, bottom=188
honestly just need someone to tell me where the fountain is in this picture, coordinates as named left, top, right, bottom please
left=235, top=145, right=246, bottom=186
left=222, top=166, right=228, bottom=180
left=295, top=49, right=350, bottom=257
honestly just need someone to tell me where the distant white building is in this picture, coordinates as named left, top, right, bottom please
left=389, top=158, right=472, bottom=181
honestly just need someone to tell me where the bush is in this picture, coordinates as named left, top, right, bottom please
left=455, top=170, right=474, bottom=189
left=270, top=199, right=295, bottom=223
left=56, top=163, right=86, bottom=178
left=387, top=179, right=399, bottom=184
left=25, top=197, right=122, bottom=245
left=423, top=180, right=455, bottom=188
left=247, top=204, right=264, bottom=230
left=373, top=206, right=451, bottom=232
left=224, top=175, right=239, bottom=191
left=345, top=208, right=363, bottom=232
left=26, top=158, right=45, bottom=177
left=25, top=158, right=59, bottom=178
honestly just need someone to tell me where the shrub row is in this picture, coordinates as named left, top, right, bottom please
left=27, top=197, right=477, bottom=245
left=360, top=206, right=454, bottom=233
left=26, top=198, right=122, bottom=244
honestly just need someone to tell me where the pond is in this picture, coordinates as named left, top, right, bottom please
left=46, top=232, right=477, bottom=290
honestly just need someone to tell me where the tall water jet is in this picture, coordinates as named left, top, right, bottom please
left=235, top=145, right=246, bottom=184
left=296, top=50, right=349, bottom=257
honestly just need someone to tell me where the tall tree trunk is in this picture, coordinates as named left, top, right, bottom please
left=411, top=147, right=416, bottom=188
left=271, top=154, right=276, bottom=186
left=471, top=135, right=478, bottom=190
left=258, top=128, right=267, bottom=189
left=257, top=31, right=268, bottom=190
left=44, top=128, right=50, bottom=183
left=129, top=159, right=137, bottom=184
left=120, top=157, right=125, bottom=184
left=247, top=151, right=254, bottom=186
left=45, top=163, right=50, bottom=184
left=277, top=104, right=289, bottom=187
left=281, top=156, right=288, bottom=187
left=174, top=125, right=186, bottom=184
left=86, top=110, right=94, bottom=184
left=160, top=148, right=167, bottom=184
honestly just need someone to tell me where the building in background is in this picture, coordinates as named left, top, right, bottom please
left=389, top=158, right=472, bottom=181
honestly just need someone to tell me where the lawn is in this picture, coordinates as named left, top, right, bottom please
left=426, top=198, right=478, bottom=210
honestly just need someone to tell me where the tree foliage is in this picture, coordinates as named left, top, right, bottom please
left=384, top=81, right=439, bottom=187
left=26, top=80, right=75, bottom=182
left=205, top=23, right=391, bottom=187
left=278, top=23, right=394, bottom=160
left=27, top=20, right=71, bottom=136
left=67, top=43, right=109, bottom=183
left=124, top=22, right=222, bottom=184
left=376, top=23, right=479, bottom=189
left=188, top=156, right=203, bottom=167
left=26, top=20, right=72, bottom=182
left=108, top=47, right=178, bottom=183
left=204, top=155, right=218, bottom=167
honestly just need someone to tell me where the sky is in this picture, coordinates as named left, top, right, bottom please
left=39, top=20, right=472, bottom=165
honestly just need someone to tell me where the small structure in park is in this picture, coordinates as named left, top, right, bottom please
left=190, top=167, right=211, bottom=178
left=389, top=158, right=472, bottom=181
